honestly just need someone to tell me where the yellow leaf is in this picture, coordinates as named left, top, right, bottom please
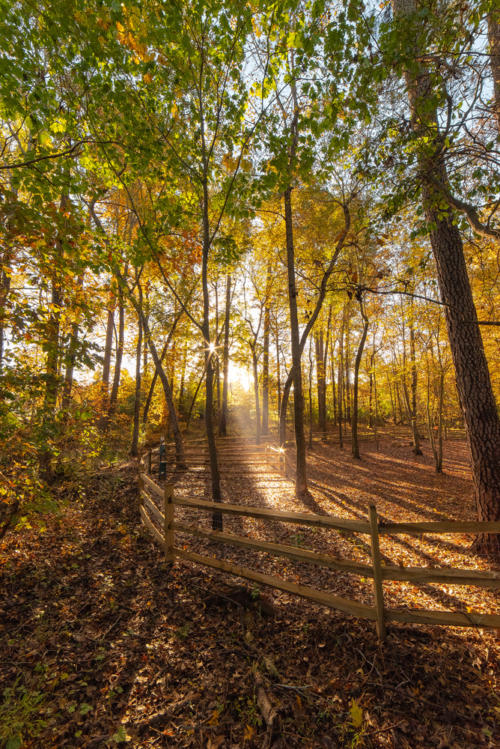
left=244, top=724, right=255, bottom=740
left=208, top=708, right=220, bottom=726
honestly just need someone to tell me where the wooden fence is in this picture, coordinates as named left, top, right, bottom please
left=138, top=462, right=500, bottom=641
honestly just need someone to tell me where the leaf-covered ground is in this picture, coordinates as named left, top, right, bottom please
left=1, top=432, right=498, bottom=748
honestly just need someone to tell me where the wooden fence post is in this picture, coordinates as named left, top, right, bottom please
left=147, top=450, right=152, bottom=475
left=164, top=484, right=175, bottom=563
left=369, top=504, right=386, bottom=641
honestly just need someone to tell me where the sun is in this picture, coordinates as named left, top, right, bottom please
left=227, top=361, right=252, bottom=392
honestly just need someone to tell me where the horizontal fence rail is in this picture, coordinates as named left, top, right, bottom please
left=138, top=466, right=500, bottom=640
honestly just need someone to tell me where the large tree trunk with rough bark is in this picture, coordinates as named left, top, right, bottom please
left=488, top=7, right=500, bottom=132
left=393, top=0, right=500, bottom=557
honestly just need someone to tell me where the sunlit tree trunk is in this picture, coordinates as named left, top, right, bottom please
left=102, top=305, right=114, bottom=394
left=262, top=279, right=270, bottom=436
left=252, top=348, right=261, bottom=444
left=131, top=315, right=143, bottom=456
left=219, top=273, right=231, bottom=436
left=0, top=249, right=12, bottom=376
left=330, top=339, right=337, bottom=427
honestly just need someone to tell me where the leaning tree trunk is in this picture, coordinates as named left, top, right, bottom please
left=393, top=0, right=500, bottom=556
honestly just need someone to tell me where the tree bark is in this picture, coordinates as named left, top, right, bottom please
left=201, top=174, right=222, bottom=527
left=393, top=0, right=500, bottom=556
left=488, top=7, right=500, bottom=133
left=102, top=305, right=114, bottom=395
left=252, top=348, right=261, bottom=444
left=262, top=291, right=270, bottom=436
left=108, top=283, right=124, bottom=421
left=409, top=310, right=422, bottom=454
left=284, top=186, right=308, bottom=497
left=131, top=314, right=143, bottom=456
left=315, top=329, right=327, bottom=440
left=219, top=273, right=231, bottom=436
left=351, top=298, right=369, bottom=460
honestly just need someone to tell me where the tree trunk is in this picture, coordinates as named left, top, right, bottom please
left=137, top=304, right=185, bottom=467
left=201, top=177, right=222, bottom=528
left=393, top=0, right=500, bottom=555
left=131, top=315, right=143, bottom=456
left=262, top=294, right=270, bottom=436
left=315, top=329, right=327, bottom=440
left=488, top=7, right=500, bottom=133
left=252, top=349, right=261, bottom=444
left=330, top=339, right=337, bottom=428
left=219, top=273, right=231, bottom=436
left=351, top=299, right=369, bottom=460
left=39, top=189, right=69, bottom=481
left=409, top=313, right=422, bottom=454
left=344, top=315, right=351, bottom=424
left=102, top=305, right=114, bottom=394
left=308, top=339, right=314, bottom=449
left=108, top=284, right=124, bottom=420
left=275, top=324, right=281, bottom=428
left=61, top=322, right=79, bottom=419
left=284, top=186, right=308, bottom=497
left=337, top=323, right=344, bottom=449
left=39, top=273, right=63, bottom=481
left=0, top=249, right=12, bottom=377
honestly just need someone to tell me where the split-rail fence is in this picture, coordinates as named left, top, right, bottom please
left=138, top=446, right=500, bottom=641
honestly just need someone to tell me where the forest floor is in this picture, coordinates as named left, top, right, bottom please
left=1, top=427, right=499, bottom=748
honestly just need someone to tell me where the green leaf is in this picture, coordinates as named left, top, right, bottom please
left=112, top=725, right=130, bottom=743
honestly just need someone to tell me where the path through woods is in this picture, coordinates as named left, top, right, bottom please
left=160, top=427, right=498, bottom=622
left=1, top=430, right=498, bottom=747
